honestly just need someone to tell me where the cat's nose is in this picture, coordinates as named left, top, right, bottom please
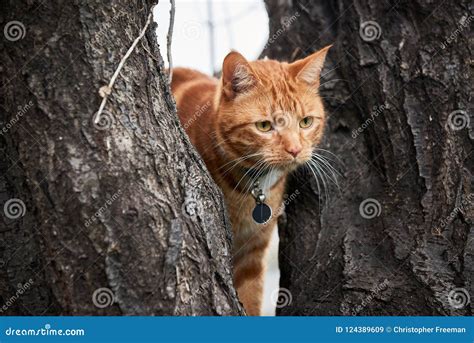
left=286, top=147, right=302, bottom=158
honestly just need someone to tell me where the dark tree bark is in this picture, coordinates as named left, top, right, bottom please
left=0, top=0, right=243, bottom=315
left=263, top=0, right=472, bottom=315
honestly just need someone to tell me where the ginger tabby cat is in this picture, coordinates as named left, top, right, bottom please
left=171, top=45, right=331, bottom=315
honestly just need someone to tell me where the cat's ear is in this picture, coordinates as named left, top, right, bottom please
left=289, top=44, right=332, bottom=86
left=222, top=51, right=256, bottom=99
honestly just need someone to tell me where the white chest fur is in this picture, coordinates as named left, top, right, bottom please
left=259, top=169, right=284, bottom=193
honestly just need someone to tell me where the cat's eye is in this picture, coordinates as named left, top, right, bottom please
left=299, top=116, right=313, bottom=128
left=255, top=121, right=272, bottom=132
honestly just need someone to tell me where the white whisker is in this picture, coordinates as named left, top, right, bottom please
left=309, top=160, right=330, bottom=204
left=305, top=162, right=323, bottom=205
left=311, top=154, right=341, bottom=188
left=219, top=152, right=262, bottom=176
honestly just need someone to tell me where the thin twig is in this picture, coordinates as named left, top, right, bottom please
left=94, top=5, right=155, bottom=124
left=206, top=0, right=215, bottom=75
left=166, top=0, right=176, bottom=83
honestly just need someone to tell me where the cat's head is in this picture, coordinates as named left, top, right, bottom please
left=215, top=45, right=331, bottom=173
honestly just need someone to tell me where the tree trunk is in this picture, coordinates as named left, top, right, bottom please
left=0, top=0, right=243, bottom=315
left=263, top=0, right=472, bottom=315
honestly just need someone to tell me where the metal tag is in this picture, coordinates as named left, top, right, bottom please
left=252, top=203, right=272, bottom=224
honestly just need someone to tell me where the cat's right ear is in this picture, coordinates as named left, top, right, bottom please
left=222, top=51, right=256, bottom=99
left=289, top=44, right=332, bottom=87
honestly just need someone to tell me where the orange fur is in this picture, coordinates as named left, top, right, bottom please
left=171, top=46, right=331, bottom=315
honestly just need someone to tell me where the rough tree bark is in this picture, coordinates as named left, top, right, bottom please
left=263, top=0, right=472, bottom=315
left=0, top=0, right=243, bottom=315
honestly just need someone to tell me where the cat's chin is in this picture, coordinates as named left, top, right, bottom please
left=273, top=160, right=304, bottom=173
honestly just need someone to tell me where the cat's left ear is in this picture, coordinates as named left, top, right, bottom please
left=222, top=51, right=256, bottom=99
left=289, top=44, right=332, bottom=86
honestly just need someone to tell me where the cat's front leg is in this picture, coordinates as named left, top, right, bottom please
left=233, top=246, right=267, bottom=316
left=231, top=218, right=276, bottom=316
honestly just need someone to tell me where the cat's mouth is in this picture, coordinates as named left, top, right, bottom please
left=275, top=160, right=306, bottom=172
left=267, top=159, right=308, bottom=173
left=271, top=155, right=311, bottom=168
left=238, top=156, right=308, bottom=172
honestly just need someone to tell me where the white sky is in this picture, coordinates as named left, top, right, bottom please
left=154, top=0, right=269, bottom=74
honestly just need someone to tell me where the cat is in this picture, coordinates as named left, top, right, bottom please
left=171, top=45, right=331, bottom=315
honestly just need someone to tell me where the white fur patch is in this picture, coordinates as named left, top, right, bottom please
left=260, top=169, right=284, bottom=193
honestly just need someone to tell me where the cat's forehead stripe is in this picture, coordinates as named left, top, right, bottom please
left=266, top=78, right=305, bottom=116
